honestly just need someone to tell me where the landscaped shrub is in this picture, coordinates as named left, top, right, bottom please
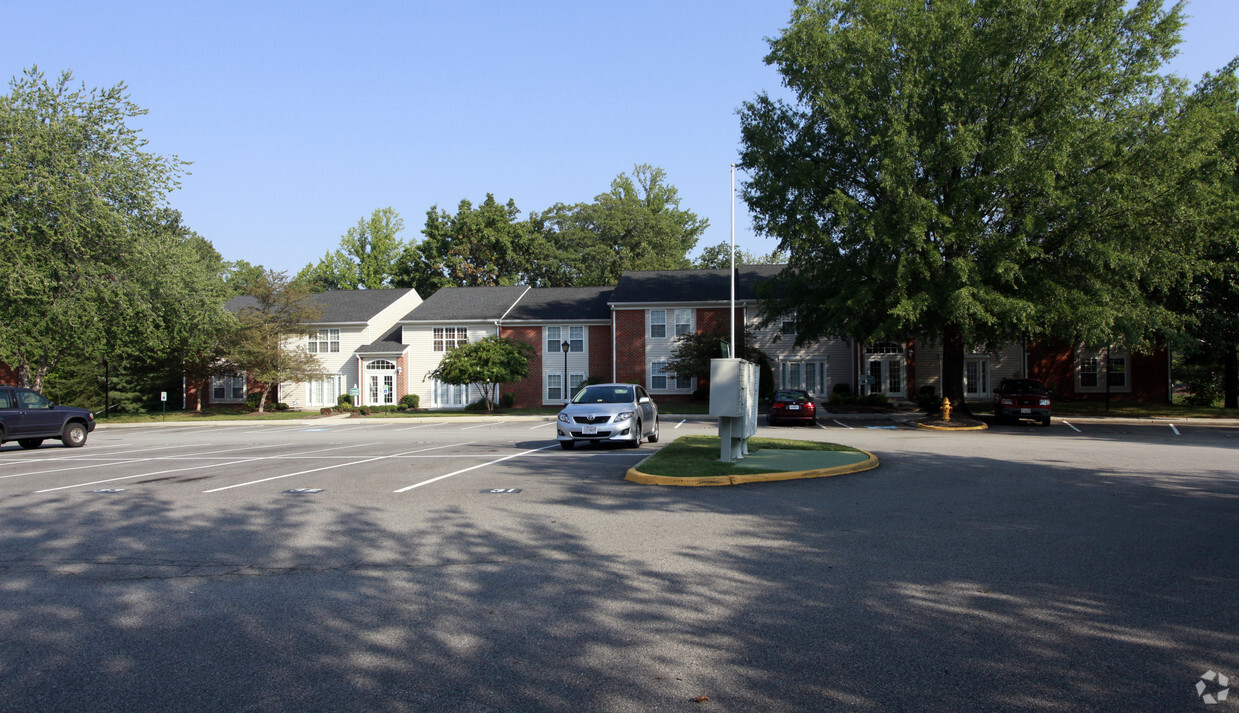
left=832, top=382, right=852, bottom=397
left=916, top=385, right=939, bottom=411
left=320, top=407, right=332, bottom=416
left=338, top=394, right=353, bottom=408
left=464, top=398, right=489, bottom=411
left=500, top=392, right=515, bottom=409
left=399, top=394, right=420, bottom=410
left=357, top=406, right=371, bottom=416
left=245, top=393, right=262, bottom=409
left=864, top=393, right=889, bottom=407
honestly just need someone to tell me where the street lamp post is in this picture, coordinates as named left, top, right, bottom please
left=561, top=340, right=571, bottom=405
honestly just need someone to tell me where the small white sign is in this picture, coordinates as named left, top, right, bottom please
left=160, top=391, right=167, bottom=402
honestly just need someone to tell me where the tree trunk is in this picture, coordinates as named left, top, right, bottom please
left=1225, top=345, right=1238, bottom=410
left=941, top=325, right=967, bottom=415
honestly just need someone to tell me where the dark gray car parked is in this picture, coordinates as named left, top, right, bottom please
left=0, top=386, right=95, bottom=449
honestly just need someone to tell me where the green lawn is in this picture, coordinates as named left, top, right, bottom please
left=635, top=435, right=861, bottom=478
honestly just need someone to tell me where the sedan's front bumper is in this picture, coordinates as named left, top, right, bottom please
left=557, top=416, right=638, bottom=443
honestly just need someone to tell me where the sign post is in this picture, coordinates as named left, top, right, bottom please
left=160, top=391, right=167, bottom=421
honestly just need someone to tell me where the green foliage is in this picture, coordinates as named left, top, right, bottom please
left=426, top=335, right=534, bottom=411
left=693, top=242, right=785, bottom=269
left=532, top=165, right=709, bottom=286
left=500, top=392, right=516, bottom=409
left=0, top=67, right=233, bottom=392
left=665, top=326, right=768, bottom=380
left=739, top=0, right=1238, bottom=404
left=338, top=393, right=354, bottom=408
left=916, top=386, right=940, bottom=412
left=297, top=207, right=406, bottom=292
left=399, top=393, right=420, bottom=410
left=224, top=270, right=326, bottom=412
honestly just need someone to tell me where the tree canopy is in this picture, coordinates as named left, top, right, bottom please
left=739, top=0, right=1239, bottom=404
left=0, top=67, right=233, bottom=393
left=425, top=335, right=534, bottom=411
left=297, top=207, right=407, bottom=291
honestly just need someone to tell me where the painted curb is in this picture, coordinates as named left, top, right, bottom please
left=624, top=449, right=879, bottom=487
left=915, top=422, right=989, bottom=431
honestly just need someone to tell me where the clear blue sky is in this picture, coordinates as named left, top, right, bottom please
left=5, top=1, right=1237, bottom=276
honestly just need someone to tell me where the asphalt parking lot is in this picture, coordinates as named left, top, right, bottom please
left=1, top=415, right=1236, bottom=712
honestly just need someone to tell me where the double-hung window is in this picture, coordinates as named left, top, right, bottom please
left=433, top=327, right=468, bottom=351
left=546, top=326, right=584, bottom=353
left=210, top=373, right=247, bottom=402
left=650, top=310, right=667, bottom=338
left=674, top=309, right=692, bottom=337
left=1077, top=348, right=1129, bottom=391
left=650, top=362, right=692, bottom=391
left=307, top=329, right=340, bottom=354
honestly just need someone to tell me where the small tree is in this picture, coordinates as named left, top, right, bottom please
left=224, top=270, right=325, bottom=412
left=665, top=326, right=771, bottom=399
left=426, top=336, right=534, bottom=412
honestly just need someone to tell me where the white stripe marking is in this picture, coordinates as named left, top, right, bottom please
left=461, top=422, right=504, bottom=430
left=1063, top=421, right=1082, bottom=433
left=204, top=442, right=472, bottom=493
left=675, top=420, right=686, bottom=429
left=1169, top=423, right=1180, bottom=436
left=530, top=422, right=556, bottom=429
left=833, top=419, right=854, bottom=429
left=35, top=458, right=266, bottom=493
left=395, top=444, right=559, bottom=493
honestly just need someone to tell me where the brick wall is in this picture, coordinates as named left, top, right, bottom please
left=0, top=362, right=17, bottom=385
left=1029, top=340, right=1169, bottom=402
left=589, top=325, right=611, bottom=383
left=499, top=326, right=543, bottom=408
left=614, top=310, right=646, bottom=386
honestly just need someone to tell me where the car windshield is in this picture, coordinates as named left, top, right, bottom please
left=572, top=385, right=634, bottom=404
left=1000, top=380, right=1048, bottom=395
left=774, top=390, right=810, bottom=401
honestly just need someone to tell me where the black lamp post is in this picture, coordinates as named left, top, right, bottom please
left=561, top=339, right=571, bottom=404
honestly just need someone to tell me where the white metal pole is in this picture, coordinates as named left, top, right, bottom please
left=730, top=163, right=736, bottom=359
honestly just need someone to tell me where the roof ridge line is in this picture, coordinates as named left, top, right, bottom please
left=496, top=285, right=532, bottom=324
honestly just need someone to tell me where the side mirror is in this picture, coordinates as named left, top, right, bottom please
left=638, top=396, right=651, bottom=404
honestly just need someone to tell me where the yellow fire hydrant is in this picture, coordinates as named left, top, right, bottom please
left=941, top=397, right=953, bottom=422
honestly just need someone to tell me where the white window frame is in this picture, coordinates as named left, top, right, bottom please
left=546, top=326, right=584, bottom=353
left=674, top=309, right=692, bottom=337
left=546, top=372, right=563, bottom=402
left=433, top=327, right=469, bottom=352
left=210, top=373, right=247, bottom=403
left=308, top=375, right=343, bottom=407
left=433, top=379, right=467, bottom=407
left=650, top=310, right=667, bottom=339
left=1076, top=348, right=1130, bottom=392
left=307, top=328, right=340, bottom=354
left=649, top=361, right=692, bottom=392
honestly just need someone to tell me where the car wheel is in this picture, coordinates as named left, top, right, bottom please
left=18, top=439, right=43, bottom=450
left=768, top=416, right=778, bottom=427
left=627, top=421, right=642, bottom=448
left=62, top=422, right=88, bottom=448
left=648, top=417, right=659, bottom=443
left=560, top=440, right=575, bottom=450
left=1041, top=416, right=1052, bottom=427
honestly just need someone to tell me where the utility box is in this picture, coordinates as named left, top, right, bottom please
left=710, top=358, right=759, bottom=462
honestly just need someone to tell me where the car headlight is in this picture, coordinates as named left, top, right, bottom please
left=558, top=413, right=571, bottom=423
left=1039, top=399, right=1051, bottom=406
left=1000, top=398, right=1013, bottom=405
left=615, top=411, right=634, bottom=421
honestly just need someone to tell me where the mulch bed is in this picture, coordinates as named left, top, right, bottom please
left=916, top=416, right=988, bottom=429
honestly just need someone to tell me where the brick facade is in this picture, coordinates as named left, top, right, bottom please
left=614, top=310, right=646, bottom=386
left=589, top=325, right=611, bottom=384
left=498, top=326, right=544, bottom=408
left=1028, top=340, right=1169, bottom=402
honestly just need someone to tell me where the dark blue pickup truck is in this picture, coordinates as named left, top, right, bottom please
left=0, top=386, right=96, bottom=449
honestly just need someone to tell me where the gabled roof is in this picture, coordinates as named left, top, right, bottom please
left=609, top=266, right=784, bottom=305
left=355, top=340, right=408, bottom=355
left=503, top=286, right=613, bottom=322
left=225, top=288, right=418, bottom=324
left=401, top=285, right=530, bottom=322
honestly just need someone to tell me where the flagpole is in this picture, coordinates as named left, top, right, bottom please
left=730, top=163, right=736, bottom=359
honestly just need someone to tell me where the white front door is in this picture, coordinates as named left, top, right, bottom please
left=368, top=374, right=394, bottom=405
left=964, top=358, right=990, bottom=399
left=867, top=357, right=905, bottom=398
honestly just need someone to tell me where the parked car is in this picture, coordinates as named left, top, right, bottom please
left=556, top=383, right=659, bottom=449
left=0, top=386, right=96, bottom=449
left=993, top=378, right=1052, bottom=426
left=768, top=389, right=817, bottom=426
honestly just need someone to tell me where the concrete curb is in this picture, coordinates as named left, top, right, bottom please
left=915, top=422, right=989, bottom=431
left=624, top=448, right=880, bottom=487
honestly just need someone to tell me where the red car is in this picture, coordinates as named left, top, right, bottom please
left=768, top=389, right=817, bottom=426
left=993, top=378, right=1052, bottom=426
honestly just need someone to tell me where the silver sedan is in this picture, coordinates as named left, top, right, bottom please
left=556, top=383, right=660, bottom=450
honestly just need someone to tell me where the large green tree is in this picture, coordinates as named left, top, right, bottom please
left=224, top=270, right=325, bottom=413
left=394, top=195, right=552, bottom=298
left=0, top=67, right=234, bottom=391
left=532, top=165, right=709, bottom=286
left=739, top=0, right=1237, bottom=405
left=297, top=207, right=406, bottom=292
left=425, top=335, right=534, bottom=412
left=693, top=241, right=786, bottom=269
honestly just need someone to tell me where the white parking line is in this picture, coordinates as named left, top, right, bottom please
left=529, top=421, right=556, bottom=429
left=1063, top=421, right=1082, bottom=433
left=816, top=422, right=830, bottom=429
left=833, top=419, right=854, bottom=429
left=394, top=444, right=559, bottom=493
left=35, top=457, right=267, bottom=493
left=461, top=422, right=504, bottom=430
left=393, top=422, right=443, bottom=431
left=204, top=442, right=473, bottom=493
left=675, top=420, right=686, bottom=429
left=1170, top=423, right=1181, bottom=436
left=0, top=443, right=236, bottom=480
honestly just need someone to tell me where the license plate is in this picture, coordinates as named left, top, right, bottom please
left=583, top=425, right=598, bottom=435
left=788, top=405, right=800, bottom=410
left=1020, top=408, right=1031, bottom=414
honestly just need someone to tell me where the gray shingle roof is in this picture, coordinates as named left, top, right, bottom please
left=225, top=288, right=417, bottom=323
left=356, top=340, right=408, bottom=355
left=609, top=266, right=784, bottom=304
left=503, top=286, right=613, bottom=321
left=401, top=286, right=530, bottom=322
